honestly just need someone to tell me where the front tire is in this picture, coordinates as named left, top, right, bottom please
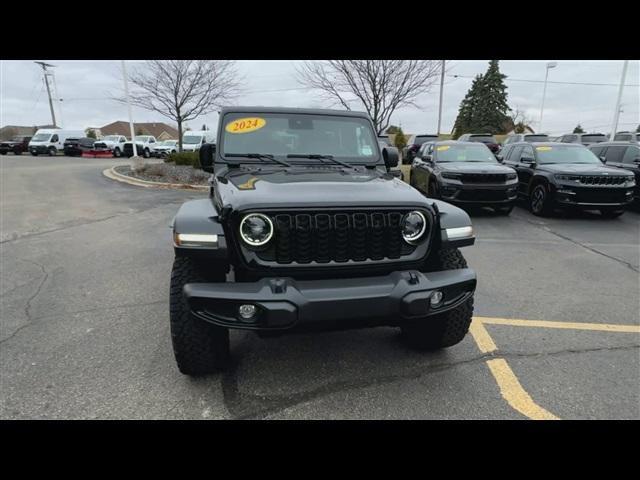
left=170, top=256, right=229, bottom=375
left=14, top=149, right=22, bottom=155
left=113, top=147, right=121, bottom=158
left=143, top=148, right=150, bottom=158
left=401, top=248, right=474, bottom=350
left=529, top=183, right=552, bottom=216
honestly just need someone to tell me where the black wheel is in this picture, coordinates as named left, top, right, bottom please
left=401, top=248, right=474, bottom=351
left=495, top=205, right=514, bottom=215
left=113, top=147, right=121, bottom=158
left=0, top=151, right=6, bottom=155
left=48, top=147, right=57, bottom=157
left=31, top=151, right=38, bottom=156
left=143, top=148, right=150, bottom=158
left=13, top=149, right=22, bottom=155
left=427, top=181, right=440, bottom=199
left=529, top=183, right=551, bottom=216
left=600, top=208, right=624, bottom=219
left=170, top=256, right=229, bottom=375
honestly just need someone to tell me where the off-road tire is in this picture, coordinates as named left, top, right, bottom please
left=170, top=256, right=229, bottom=375
left=402, top=248, right=474, bottom=350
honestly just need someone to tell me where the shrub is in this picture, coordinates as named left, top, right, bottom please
left=167, top=151, right=201, bottom=169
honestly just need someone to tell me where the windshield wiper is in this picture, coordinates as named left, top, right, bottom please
left=225, top=153, right=291, bottom=167
left=286, top=154, right=355, bottom=169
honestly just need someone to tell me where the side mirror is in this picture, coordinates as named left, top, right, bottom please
left=199, top=143, right=216, bottom=173
left=599, top=156, right=607, bottom=163
left=633, top=157, right=640, bottom=164
left=496, top=154, right=504, bottom=162
left=521, top=156, right=536, bottom=166
left=382, top=146, right=399, bottom=169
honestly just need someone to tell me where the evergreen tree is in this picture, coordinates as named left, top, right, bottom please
left=573, top=124, right=585, bottom=134
left=85, top=129, right=97, bottom=139
left=394, top=127, right=407, bottom=153
left=386, top=125, right=400, bottom=134
left=452, top=74, right=483, bottom=138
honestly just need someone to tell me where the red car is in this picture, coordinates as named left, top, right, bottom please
left=0, top=136, right=32, bottom=155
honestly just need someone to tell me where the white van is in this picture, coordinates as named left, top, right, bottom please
left=29, top=129, right=85, bottom=156
left=181, top=130, right=216, bottom=152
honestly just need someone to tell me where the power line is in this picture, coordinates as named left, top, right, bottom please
left=449, top=74, right=639, bottom=87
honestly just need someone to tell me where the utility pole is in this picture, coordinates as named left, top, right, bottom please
left=538, top=61, right=557, bottom=134
left=437, top=60, right=445, bottom=136
left=610, top=60, right=629, bottom=141
left=121, top=60, right=138, bottom=158
left=34, top=61, right=57, bottom=127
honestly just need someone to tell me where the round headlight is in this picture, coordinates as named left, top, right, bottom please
left=401, top=211, right=427, bottom=244
left=239, top=213, right=274, bottom=246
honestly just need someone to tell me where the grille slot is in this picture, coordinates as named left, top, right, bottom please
left=253, top=210, right=422, bottom=264
left=461, top=173, right=506, bottom=183
left=575, top=175, right=627, bottom=185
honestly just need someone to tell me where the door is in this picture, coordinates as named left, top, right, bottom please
left=410, top=143, right=429, bottom=192
left=515, top=145, right=536, bottom=195
left=621, top=145, right=640, bottom=188
left=603, top=145, right=627, bottom=169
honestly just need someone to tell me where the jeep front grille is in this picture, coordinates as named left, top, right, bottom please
left=251, top=211, right=422, bottom=264
left=574, top=175, right=628, bottom=185
left=461, top=173, right=507, bottom=183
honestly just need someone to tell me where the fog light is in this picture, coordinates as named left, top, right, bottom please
left=430, top=290, right=444, bottom=307
left=238, top=304, right=257, bottom=320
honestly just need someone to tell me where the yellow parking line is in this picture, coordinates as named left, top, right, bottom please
left=486, top=358, right=560, bottom=420
left=469, top=320, right=497, bottom=353
left=476, top=316, right=640, bottom=333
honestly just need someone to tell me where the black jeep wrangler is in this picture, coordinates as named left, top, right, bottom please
left=170, top=107, right=477, bottom=375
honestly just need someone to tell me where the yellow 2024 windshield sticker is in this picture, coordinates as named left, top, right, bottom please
left=436, top=145, right=450, bottom=151
left=226, top=117, right=266, bottom=134
left=536, top=146, right=552, bottom=151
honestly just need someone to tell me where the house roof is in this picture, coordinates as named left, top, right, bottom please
left=0, top=125, right=57, bottom=140
left=100, top=121, right=179, bottom=139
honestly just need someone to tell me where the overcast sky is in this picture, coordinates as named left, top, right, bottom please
left=1, top=60, right=638, bottom=137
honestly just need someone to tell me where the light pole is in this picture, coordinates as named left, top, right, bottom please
left=34, top=61, right=57, bottom=127
left=610, top=60, right=629, bottom=140
left=437, top=60, right=445, bottom=136
left=121, top=60, right=138, bottom=158
left=538, top=61, right=557, bottom=134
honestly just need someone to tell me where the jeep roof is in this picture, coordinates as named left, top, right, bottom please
left=219, top=106, right=370, bottom=118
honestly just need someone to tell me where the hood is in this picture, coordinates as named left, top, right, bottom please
left=216, top=166, right=431, bottom=211
left=438, top=162, right=514, bottom=173
left=538, top=163, right=633, bottom=176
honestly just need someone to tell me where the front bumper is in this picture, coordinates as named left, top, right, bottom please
left=440, top=182, right=518, bottom=206
left=184, top=268, right=476, bottom=331
left=29, top=145, right=51, bottom=154
left=554, top=185, right=635, bottom=207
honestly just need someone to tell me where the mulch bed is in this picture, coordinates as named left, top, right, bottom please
left=114, top=162, right=210, bottom=186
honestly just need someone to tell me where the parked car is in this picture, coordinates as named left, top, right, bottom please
left=0, top=136, right=32, bottom=155
left=589, top=141, right=640, bottom=202
left=456, top=133, right=501, bottom=154
left=93, top=135, right=127, bottom=157
left=558, top=133, right=608, bottom=146
left=613, top=131, right=639, bottom=143
left=168, top=106, right=477, bottom=374
left=378, top=134, right=392, bottom=146
left=181, top=130, right=216, bottom=152
left=501, top=142, right=635, bottom=217
left=63, top=137, right=96, bottom=156
left=410, top=141, right=518, bottom=215
left=503, top=133, right=550, bottom=145
left=402, top=134, right=439, bottom=164
left=29, top=129, right=85, bottom=156
left=123, top=135, right=157, bottom=158
left=153, top=140, right=179, bottom=158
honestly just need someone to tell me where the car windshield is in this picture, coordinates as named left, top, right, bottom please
left=435, top=144, right=497, bottom=162
left=535, top=145, right=602, bottom=164
left=220, top=112, right=379, bottom=163
left=468, top=135, right=497, bottom=143
left=524, top=135, right=549, bottom=142
left=102, top=136, right=120, bottom=141
left=183, top=136, right=202, bottom=144
left=582, top=135, right=607, bottom=143
left=31, top=133, right=51, bottom=142
left=134, top=136, right=151, bottom=141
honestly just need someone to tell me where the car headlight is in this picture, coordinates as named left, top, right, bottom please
left=401, top=211, right=427, bottom=244
left=441, top=172, right=461, bottom=180
left=239, top=213, right=274, bottom=246
left=555, top=174, right=574, bottom=182
left=506, top=172, right=517, bottom=180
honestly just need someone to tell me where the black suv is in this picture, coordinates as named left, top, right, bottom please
left=589, top=141, right=640, bottom=202
left=169, top=107, right=477, bottom=374
left=410, top=141, right=518, bottom=214
left=501, top=142, right=635, bottom=217
left=456, top=133, right=501, bottom=154
left=0, top=136, right=32, bottom=155
left=403, top=134, right=439, bottom=164
left=63, top=137, right=96, bottom=156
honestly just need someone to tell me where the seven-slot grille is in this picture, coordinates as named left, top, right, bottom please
left=573, top=175, right=628, bottom=185
left=461, top=173, right=507, bottom=183
left=250, top=211, right=423, bottom=264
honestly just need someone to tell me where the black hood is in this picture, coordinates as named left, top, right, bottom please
left=437, top=162, right=514, bottom=174
left=538, top=163, right=633, bottom=176
left=215, top=166, right=431, bottom=211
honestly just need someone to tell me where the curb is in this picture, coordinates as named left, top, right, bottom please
left=103, top=166, right=209, bottom=191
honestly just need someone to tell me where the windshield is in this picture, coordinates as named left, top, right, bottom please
left=435, top=144, right=497, bottom=162
left=582, top=134, right=607, bottom=143
left=220, top=112, right=378, bottom=163
left=102, top=136, right=120, bottom=141
left=183, top=135, right=203, bottom=144
left=31, top=133, right=52, bottom=142
left=535, top=145, right=602, bottom=164
left=468, top=135, right=497, bottom=143
left=134, top=136, right=151, bottom=142
left=524, top=135, right=549, bottom=142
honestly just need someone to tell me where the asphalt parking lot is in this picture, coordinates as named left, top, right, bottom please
left=1, top=155, right=638, bottom=419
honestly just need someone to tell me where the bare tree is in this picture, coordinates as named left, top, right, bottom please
left=509, top=107, right=535, bottom=133
left=296, top=60, right=441, bottom=134
left=120, top=60, right=242, bottom=151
